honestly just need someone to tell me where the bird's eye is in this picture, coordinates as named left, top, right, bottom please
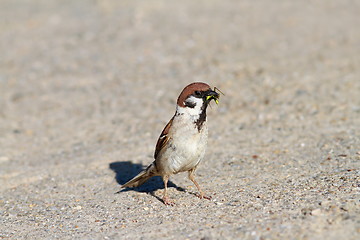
left=194, top=91, right=201, bottom=97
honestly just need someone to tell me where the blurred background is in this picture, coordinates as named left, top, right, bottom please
left=1, top=0, right=359, bottom=239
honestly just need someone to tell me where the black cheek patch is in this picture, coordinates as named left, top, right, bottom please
left=184, top=101, right=196, bottom=108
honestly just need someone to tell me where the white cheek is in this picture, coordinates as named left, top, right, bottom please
left=176, top=96, right=204, bottom=120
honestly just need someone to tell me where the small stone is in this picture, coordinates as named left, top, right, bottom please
left=0, top=156, right=9, bottom=163
left=311, top=209, right=322, bottom=216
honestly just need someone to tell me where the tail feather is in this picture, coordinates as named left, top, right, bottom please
left=122, top=162, right=157, bottom=188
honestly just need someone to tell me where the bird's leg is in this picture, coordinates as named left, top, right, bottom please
left=162, top=175, right=175, bottom=206
left=188, top=170, right=211, bottom=200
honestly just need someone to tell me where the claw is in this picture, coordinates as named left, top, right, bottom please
left=203, top=195, right=212, bottom=200
left=197, top=192, right=212, bottom=200
left=162, top=196, right=175, bottom=206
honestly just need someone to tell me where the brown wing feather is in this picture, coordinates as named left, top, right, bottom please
left=154, top=116, right=174, bottom=159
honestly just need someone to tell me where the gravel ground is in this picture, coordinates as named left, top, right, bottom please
left=1, top=0, right=360, bottom=239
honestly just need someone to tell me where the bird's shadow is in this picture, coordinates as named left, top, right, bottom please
left=109, top=161, right=186, bottom=202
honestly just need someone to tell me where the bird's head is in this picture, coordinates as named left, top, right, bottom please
left=176, top=82, right=220, bottom=120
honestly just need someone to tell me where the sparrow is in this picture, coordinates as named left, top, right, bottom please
left=122, top=82, right=220, bottom=205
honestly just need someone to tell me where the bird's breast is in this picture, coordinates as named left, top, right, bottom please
left=165, top=121, right=208, bottom=173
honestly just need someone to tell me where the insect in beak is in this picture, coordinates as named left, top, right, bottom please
left=206, top=95, right=219, bottom=104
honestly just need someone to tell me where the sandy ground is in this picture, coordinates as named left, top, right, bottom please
left=1, top=0, right=360, bottom=239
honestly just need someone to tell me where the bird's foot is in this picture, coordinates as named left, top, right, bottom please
left=197, top=192, right=212, bottom=200
left=162, top=196, right=175, bottom=206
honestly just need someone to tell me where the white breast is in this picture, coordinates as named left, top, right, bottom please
left=160, top=114, right=208, bottom=174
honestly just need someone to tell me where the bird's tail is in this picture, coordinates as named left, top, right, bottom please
left=122, top=162, right=157, bottom=188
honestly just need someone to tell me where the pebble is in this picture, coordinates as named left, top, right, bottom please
left=0, top=156, right=10, bottom=163
left=311, top=209, right=322, bottom=216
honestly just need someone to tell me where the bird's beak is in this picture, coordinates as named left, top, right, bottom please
left=205, top=90, right=220, bottom=104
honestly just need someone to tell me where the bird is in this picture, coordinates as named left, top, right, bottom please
left=122, top=82, right=220, bottom=205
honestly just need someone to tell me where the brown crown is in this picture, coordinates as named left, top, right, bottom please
left=177, top=82, right=211, bottom=107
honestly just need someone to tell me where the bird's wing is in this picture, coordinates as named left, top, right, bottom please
left=154, top=116, right=174, bottom=159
